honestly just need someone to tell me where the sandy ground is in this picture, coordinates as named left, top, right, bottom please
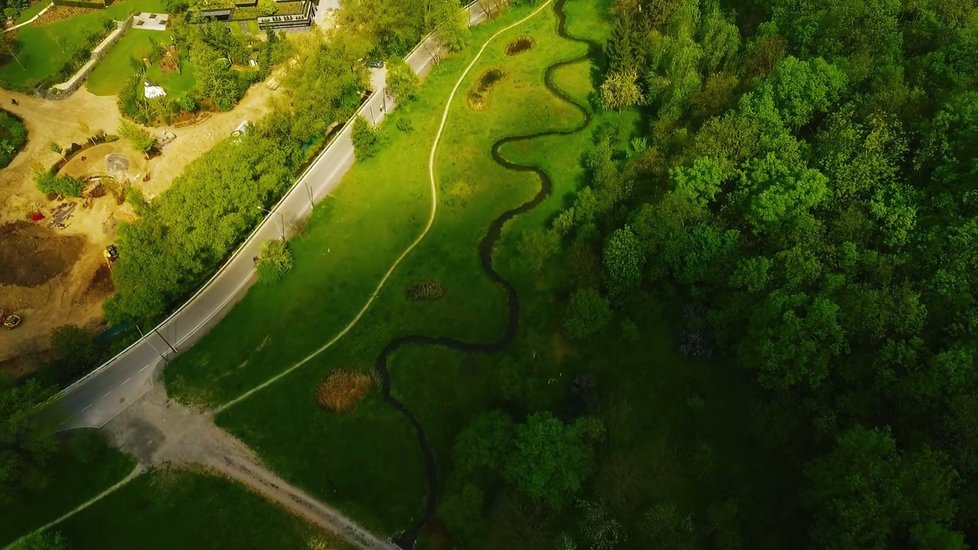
left=146, top=82, right=282, bottom=198
left=0, top=79, right=284, bottom=376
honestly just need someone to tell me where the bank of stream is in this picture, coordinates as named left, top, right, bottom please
left=373, top=0, right=599, bottom=546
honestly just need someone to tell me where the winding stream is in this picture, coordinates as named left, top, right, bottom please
left=376, top=1, right=598, bottom=546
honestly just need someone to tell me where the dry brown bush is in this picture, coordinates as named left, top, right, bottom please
left=316, top=369, right=374, bottom=413
left=506, top=37, right=534, bottom=55
left=406, top=280, right=445, bottom=301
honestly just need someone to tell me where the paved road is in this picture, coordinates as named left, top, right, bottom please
left=52, top=1, right=501, bottom=430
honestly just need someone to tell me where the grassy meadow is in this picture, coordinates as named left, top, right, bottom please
left=0, top=430, right=135, bottom=547
left=0, top=0, right=165, bottom=90
left=55, top=469, right=348, bottom=549
left=162, top=0, right=799, bottom=546
left=87, top=29, right=197, bottom=97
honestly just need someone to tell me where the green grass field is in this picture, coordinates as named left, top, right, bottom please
left=0, top=0, right=165, bottom=90
left=14, top=0, right=51, bottom=24
left=162, top=0, right=800, bottom=546
left=163, top=0, right=605, bottom=536
left=0, top=430, right=135, bottom=547
left=55, top=469, right=353, bottom=549
left=87, top=29, right=197, bottom=97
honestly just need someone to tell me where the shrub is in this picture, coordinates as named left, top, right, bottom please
left=0, top=110, right=27, bottom=167
left=34, top=171, right=83, bottom=197
left=563, top=288, right=612, bottom=340
left=256, top=239, right=293, bottom=282
left=119, top=121, right=154, bottom=153
left=316, top=369, right=374, bottom=412
left=39, top=325, right=97, bottom=385
left=9, top=530, right=67, bottom=550
left=178, top=95, right=197, bottom=113
left=395, top=117, right=414, bottom=133
left=407, top=280, right=445, bottom=300
left=387, top=58, right=419, bottom=103
left=351, top=115, right=380, bottom=161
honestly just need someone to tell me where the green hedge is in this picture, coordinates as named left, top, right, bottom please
left=0, top=110, right=27, bottom=167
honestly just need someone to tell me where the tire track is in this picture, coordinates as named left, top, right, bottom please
left=379, top=1, right=597, bottom=546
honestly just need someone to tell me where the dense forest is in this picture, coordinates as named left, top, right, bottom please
left=555, top=0, right=978, bottom=546
left=4, top=0, right=977, bottom=547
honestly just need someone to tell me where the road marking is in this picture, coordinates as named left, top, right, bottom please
left=139, top=365, right=150, bottom=373
left=102, top=391, right=112, bottom=400
left=122, top=377, right=132, bottom=385
left=81, top=403, right=93, bottom=412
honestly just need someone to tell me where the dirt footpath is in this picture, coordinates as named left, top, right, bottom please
left=103, top=384, right=396, bottom=550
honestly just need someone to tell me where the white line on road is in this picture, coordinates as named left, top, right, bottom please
left=139, top=365, right=150, bottom=373
left=81, top=403, right=93, bottom=412
left=102, top=391, right=113, bottom=400
left=122, top=377, right=132, bottom=385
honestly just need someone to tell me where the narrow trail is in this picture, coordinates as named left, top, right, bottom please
left=215, top=2, right=556, bottom=414
left=380, top=0, right=598, bottom=546
left=6, top=465, right=144, bottom=550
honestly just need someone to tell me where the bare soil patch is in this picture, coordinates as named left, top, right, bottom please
left=407, top=280, right=444, bottom=301
left=35, top=5, right=97, bottom=26
left=467, top=68, right=506, bottom=111
left=0, top=220, right=83, bottom=286
left=86, top=263, right=114, bottom=296
left=316, top=369, right=374, bottom=413
left=159, top=44, right=180, bottom=73
left=506, top=36, right=534, bottom=55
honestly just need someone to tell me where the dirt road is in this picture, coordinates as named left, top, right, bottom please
left=103, top=384, right=394, bottom=550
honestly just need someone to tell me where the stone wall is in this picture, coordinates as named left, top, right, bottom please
left=44, top=15, right=134, bottom=100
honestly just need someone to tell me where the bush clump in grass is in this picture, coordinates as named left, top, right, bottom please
left=407, top=280, right=445, bottom=301
left=351, top=115, right=380, bottom=161
left=506, top=36, right=534, bottom=56
left=316, top=369, right=374, bottom=413
left=467, top=68, right=505, bottom=111
left=387, top=58, right=419, bottom=103
left=256, top=239, right=293, bottom=283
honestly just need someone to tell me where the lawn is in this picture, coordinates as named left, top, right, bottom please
left=0, top=0, right=166, bottom=90
left=163, top=0, right=590, bottom=534
left=14, top=0, right=51, bottom=24
left=164, top=1, right=571, bottom=533
left=55, top=469, right=354, bottom=549
left=162, top=0, right=801, bottom=546
left=0, top=430, right=135, bottom=547
left=87, top=29, right=197, bottom=97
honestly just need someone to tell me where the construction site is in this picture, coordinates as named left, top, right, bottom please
left=0, top=81, right=281, bottom=378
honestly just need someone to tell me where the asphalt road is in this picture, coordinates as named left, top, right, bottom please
left=53, top=2, right=498, bottom=430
